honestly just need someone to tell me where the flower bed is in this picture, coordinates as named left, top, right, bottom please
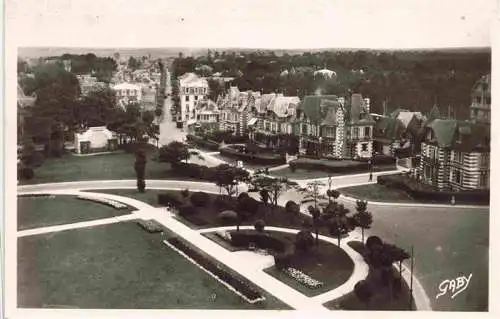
left=283, top=267, right=324, bottom=289
left=136, top=219, right=164, bottom=233
left=76, top=195, right=128, bottom=209
left=165, top=236, right=265, bottom=304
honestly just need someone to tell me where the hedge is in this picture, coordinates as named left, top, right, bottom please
left=170, top=163, right=216, bottom=181
left=18, top=166, right=34, bottom=180
left=167, top=236, right=264, bottom=302
left=290, top=158, right=369, bottom=173
left=219, top=145, right=286, bottom=165
left=377, top=174, right=490, bottom=204
left=158, top=192, right=185, bottom=207
left=136, top=219, right=164, bottom=233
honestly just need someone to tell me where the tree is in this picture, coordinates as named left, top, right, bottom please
left=385, top=243, right=410, bottom=281
left=308, top=205, right=322, bottom=245
left=158, top=141, right=201, bottom=166
left=326, top=189, right=340, bottom=203
left=211, top=164, right=250, bottom=197
left=327, top=216, right=352, bottom=247
left=354, top=280, right=373, bottom=309
left=352, top=200, right=373, bottom=243
left=128, top=56, right=141, bottom=70
left=134, top=146, right=147, bottom=192
left=249, top=174, right=298, bottom=207
left=254, top=219, right=265, bottom=232
left=366, top=235, right=383, bottom=251
left=285, top=200, right=300, bottom=216
left=300, top=181, right=326, bottom=209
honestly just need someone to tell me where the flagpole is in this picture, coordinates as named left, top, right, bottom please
left=409, top=245, right=414, bottom=310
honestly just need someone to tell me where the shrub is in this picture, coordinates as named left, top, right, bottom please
left=213, top=196, right=236, bottom=211
left=18, top=166, right=34, bottom=180
left=254, top=219, right=265, bottom=232
left=219, top=145, right=286, bottom=165
left=180, top=188, right=190, bottom=198
left=285, top=200, right=300, bottom=215
left=158, top=192, right=185, bottom=207
left=137, top=219, right=163, bottom=233
left=218, top=210, right=238, bottom=224
left=178, top=204, right=197, bottom=217
left=237, top=192, right=250, bottom=202
left=366, top=236, right=384, bottom=252
left=237, top=196, right=259, bottom=215
left=190, top=191, right=210, bottom=207
left=295, top=230, right=315, bottom=252
left=274, top=252, right=293, bottom=270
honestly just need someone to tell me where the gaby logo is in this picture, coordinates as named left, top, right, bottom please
left=435, top=273, right=472, bottom=300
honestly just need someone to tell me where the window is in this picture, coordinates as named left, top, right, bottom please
left=364, top=126, right=370, bottom=137
left=194, top=96, right=198, bottom=101
left=352, top=127, right=358, bottom=139
left=361, top=143, right=368, bottom=152
left=194, top=88, right=198, bottom=94
left=486, top=97, right=491, bottom=105
left=481, top=153, right=490, bottom=167
left=454, top=170, right=462, bottom=184
left=480, top=172, right=489, bottom=187
left=185, top=96, right=189, bottom=102
left=302, top=124, right=308, bottom=135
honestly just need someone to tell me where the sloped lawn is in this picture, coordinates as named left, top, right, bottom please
left=17, top=195, right=133, bottom=230
left=18, top=221, right=290, bottom=309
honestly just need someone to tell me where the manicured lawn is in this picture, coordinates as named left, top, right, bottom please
left=17, top=195, right=133, bottom=230
left=18, top=221, right=290, bottom=309
left=21, top=152, right=174, bottom=185
left=322, top=241, right=415, bottom=311
left=271, top=167, right=340, bottom=179
left=86, top=189, right=165, bottom=207
left=339, top=184, right=416, bottom=203
left=263, top=232, right=354, bottom=297
left=364, top=206, right=490, bottom=311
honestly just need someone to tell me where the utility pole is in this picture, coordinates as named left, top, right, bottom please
left=409, top=245, right=414, bottom=310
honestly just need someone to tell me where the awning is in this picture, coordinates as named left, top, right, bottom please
left=247, top=118, right=258, bottom=126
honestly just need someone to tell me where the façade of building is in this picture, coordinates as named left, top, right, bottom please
left=418, top=74, right=491, bottom=191
left=295, top=93, right=374, bottom=159
left=178, top=73, right=209, bottom=126
left=217, top=87, right=261, bottom=136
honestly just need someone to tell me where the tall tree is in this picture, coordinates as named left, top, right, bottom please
left=300, top=181, right=326, bottom=209
left=211, top=164, right=250, bottom=197
left=352, top=200, right=373, bottom=243
left=158, top=141, right=201, bottom=166
left=249, top=174, right=298, bottom=207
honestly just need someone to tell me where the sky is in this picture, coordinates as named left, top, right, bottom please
left=5, top=0, right=498, bottom=49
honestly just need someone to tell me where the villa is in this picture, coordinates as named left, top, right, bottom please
left=179, top=72, right=209, bottom=126
left=112, top=82, right=142, bottom=109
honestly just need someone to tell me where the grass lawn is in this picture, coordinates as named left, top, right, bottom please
left=85, top=189, right=165, bottom=207
left=21, top=151, right=175, bottom=185
left=322, top=241, right=415, bottom=311
left=18, top=221, right=290, bottom=309
left=17, top=195, right=133, bottom=231
left=364, top=206, right=489, bottom=311
left=263, top=232, right=354, bottom=297
left=339, top=184, right=416, bottom=203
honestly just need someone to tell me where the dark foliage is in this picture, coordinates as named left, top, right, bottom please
left=158, top=192, right=185, bottom=207
left=254, top=219, right=266, bottom=232
left=377, top=173, right=490, bottom=204
left=190, top=191, right=210, bottom=207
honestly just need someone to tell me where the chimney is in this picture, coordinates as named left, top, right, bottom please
left=363, top=98, right=370, bottom=114
left=338, top=97, right=345, bottom=106
left=350, top=93, right=362, bottom=122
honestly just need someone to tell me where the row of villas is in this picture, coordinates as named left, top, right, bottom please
left=178, top=72, right=491, bottom=191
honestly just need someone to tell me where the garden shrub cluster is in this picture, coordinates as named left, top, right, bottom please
left=190, top=191, right=210, bottom=207
left=167, top=236, right=264, bottom=302
left=290, top=155, right=396, bottom=173
left=219, top=145, right=286, bottom=165
left=377, top=173, right=490, bottom=204
left=136, top=219, right=164, bottom=233
left=229, top=230, right=295, bottom=269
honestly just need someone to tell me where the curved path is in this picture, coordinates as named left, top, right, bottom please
left=18, top=180, right=432, bottom=310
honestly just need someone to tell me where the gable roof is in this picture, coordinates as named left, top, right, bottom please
left=267, top=95, right=300, bottom=118
left=373, top=116, right=405, bottom=142
left=298, top=95, right=342, bottom=124
left=425, top=119, right=490, bottom=151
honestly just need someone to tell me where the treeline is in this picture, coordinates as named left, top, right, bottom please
left=47, top=53, right=118, bottom=83
left=172, top=49, right=491, bottom=119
